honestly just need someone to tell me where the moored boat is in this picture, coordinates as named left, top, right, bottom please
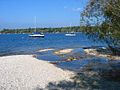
left=29, top=16, right=45, bottom=38
left=29, top=32, right=44, bottom=37
left=65, top=33, right=76, bottom=37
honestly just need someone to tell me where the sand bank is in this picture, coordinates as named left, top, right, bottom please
left=54, top=49, right=73, bottom=55
left=0, top=55, right=73, bottom=90
left=37, top=48, right=55, bottom=52
left=84, top=49, right=120, bottom=60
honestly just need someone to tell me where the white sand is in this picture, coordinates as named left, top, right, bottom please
left=54, top=49, right=73, bottom=55
left=37, top=48, right=55, bottom=52
left=0, top=55, right=73, bottom=90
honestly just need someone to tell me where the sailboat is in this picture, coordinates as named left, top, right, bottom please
left=29, top=32, right=44, bottom=37
left=65, top=32, right=76, bottom=36
left=29, top=17, right=44, bottom=37
left=65, top=24, right=76, bottom=37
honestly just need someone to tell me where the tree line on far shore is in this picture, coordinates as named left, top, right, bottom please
left=0, top=26, right=82, bottom=34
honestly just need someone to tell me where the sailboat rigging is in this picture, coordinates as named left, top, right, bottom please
left=29, top=17, right=44, bottom=37
left=65, top=24, right=76, bottom=37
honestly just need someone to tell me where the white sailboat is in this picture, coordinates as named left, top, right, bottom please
left=29, top=33, right=44, bottom=37
left=29, top=17, right=44, bottom=37
left=65, top=24, right=76, bottom=37
left=65, top=33, right=76, bottom=36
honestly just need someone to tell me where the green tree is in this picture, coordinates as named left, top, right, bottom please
left=81, top=0, right=120, bottom=55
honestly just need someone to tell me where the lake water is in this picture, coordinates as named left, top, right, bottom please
left=0, top=33, right=109, bottom=71
left=0, top=33, right=105, bottom=56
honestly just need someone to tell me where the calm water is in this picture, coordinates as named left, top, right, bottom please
left=0, top=33, right=105, bottom=56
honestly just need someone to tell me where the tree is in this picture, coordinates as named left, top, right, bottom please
left=81, top=0, right=120, bottom=55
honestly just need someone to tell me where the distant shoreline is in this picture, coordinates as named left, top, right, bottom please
left=0, top=26, right=82, bottom=34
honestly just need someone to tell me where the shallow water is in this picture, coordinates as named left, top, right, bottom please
left=36, top=48, right=110, bottom=71
left=58, top=57, right=109, bottom=71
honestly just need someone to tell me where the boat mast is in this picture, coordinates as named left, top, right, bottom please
left=34, top=16, right=37, bottom=32
left=70, top=23, right=71, bottom=32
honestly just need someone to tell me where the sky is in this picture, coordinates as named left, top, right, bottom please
left=0, top=0, right=88, bottom=29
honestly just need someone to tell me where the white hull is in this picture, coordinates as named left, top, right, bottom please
left=29, top=34, right=44, bottom=37
left=65, top=33, right=76, bottom=36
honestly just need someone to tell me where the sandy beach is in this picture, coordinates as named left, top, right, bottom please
left=0, top=55, right=73, bottom=90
